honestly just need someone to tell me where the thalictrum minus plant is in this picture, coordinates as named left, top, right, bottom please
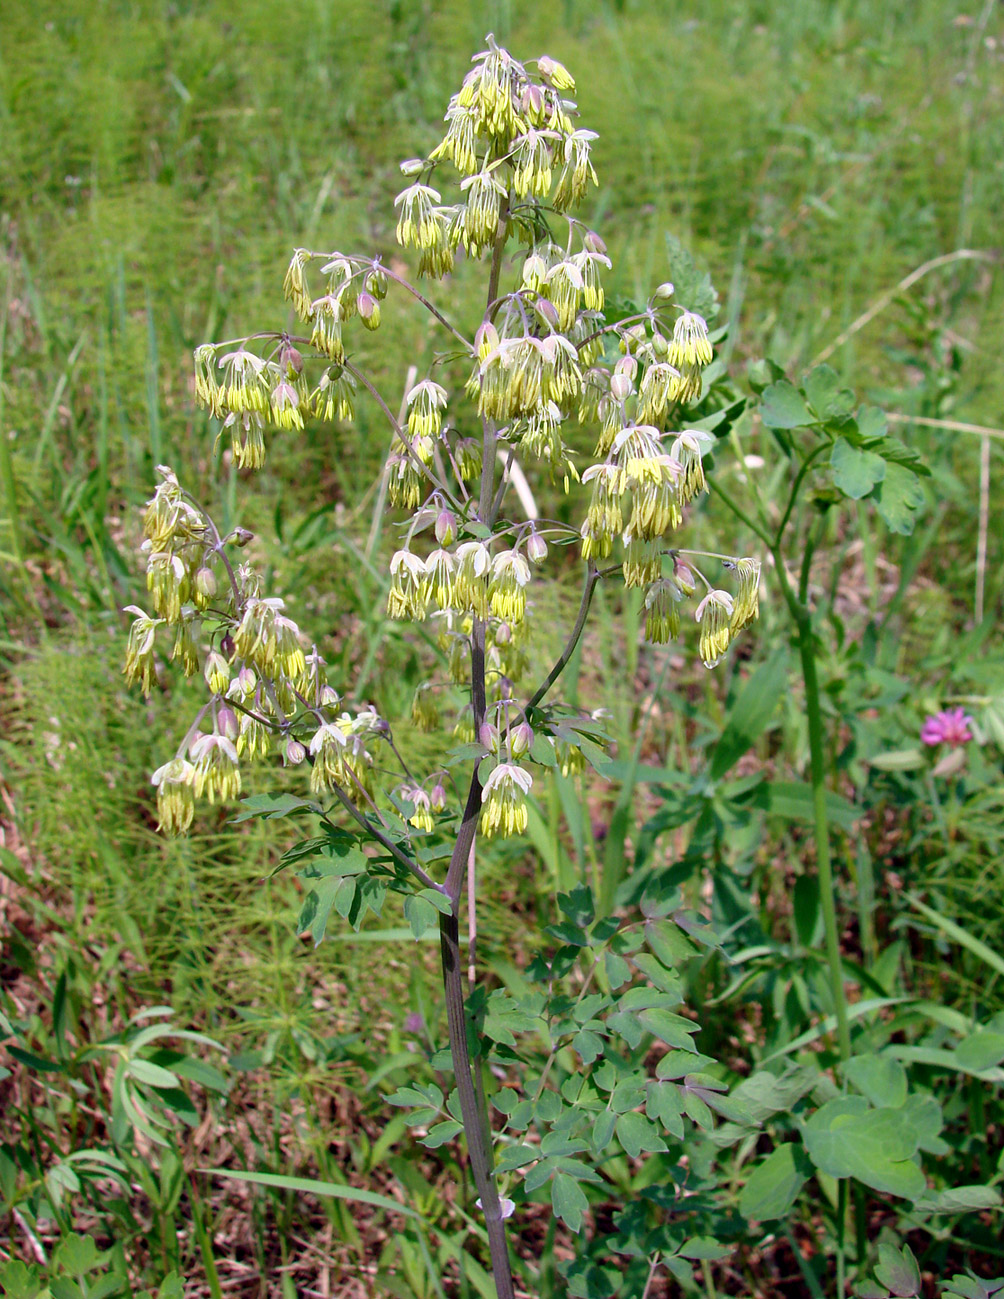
left=123, top=37, right=760, bottom=1296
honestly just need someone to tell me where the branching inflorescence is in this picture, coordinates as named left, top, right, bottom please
left=125, top=36, right=760, bottom=843
left=124, top=41, right=761, bottom=1293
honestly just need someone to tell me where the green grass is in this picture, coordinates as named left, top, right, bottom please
left=2, top=0, right=1003, bottom=1292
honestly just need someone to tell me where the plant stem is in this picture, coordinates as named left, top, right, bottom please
left=771, top=544, right=851, bottom=1060
left=432, top=187, right=517, bottom=1299
left=438, top=907, right=514, bottom=1299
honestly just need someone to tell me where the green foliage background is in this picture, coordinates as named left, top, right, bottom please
left=1, top=0, right=1002, bottom=1294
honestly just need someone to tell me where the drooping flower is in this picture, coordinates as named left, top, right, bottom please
left=729, top=557, right=762, bottom=634
left=695, top=590, right=735, bottom=669
left=406, top=380, right=448, bottom=438
left=921, top=708, right=973, bottom=748
left=151, top=758, right=196, bottom=835
left=480, top=762, right=533, bottom=838
left=189, top=732, right=242, bottom=803
left=309, top=722, right=348, bottom=793
left=394, top=183, right=442, bottom=249
left=489, top=549, right=532, bottom=624
left=123, top=606, right=162, bottom=695
left=404, top=786, right=434, bottom=832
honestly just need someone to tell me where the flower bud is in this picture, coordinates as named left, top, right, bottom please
left=614, top=354, right=638, bottom=381
left=365, top=267, right=388, bottom=299
left=674, top=559, right=696, bottom=595
left=284, top=737, right=306, bottom=766
left=526, top=531, right=548, bottom=563
left=236, top=664, right=257, bottom=693
left=583, top=230, right=607, bottom=255
left=654, top=281, right=675, bottom=300
left=319, top=684, right=341, bottom=707
left=232, top=528, right=255, bottom=548
left=279, top=341, right=303, bottom=375
left=400, top=158, right=425, bottom=176
left=511, top=720, right=534, bottom=757
left=651, top=332, right=669, bottom=358
left=217, top=706, right=239, bottom=741
left=610, top=372, right=633, bottom=402
left=494, top=621, right=512, bottom=645
left=435, top=507, right=457, bottom=546
left=537, top=55, right=575, bottom=91
left=357, top=292, right=381, bottom=330
left=479, top=722, right=500, bottom=753
left=195, top=566, right=217, bottom=600
left=535, top=297, right=560, bottom=328
left=430, top=779, right=447, bottom=812
left=521, top=83, right=543, bottom=117
left=220, top=633, right=236, bottom=660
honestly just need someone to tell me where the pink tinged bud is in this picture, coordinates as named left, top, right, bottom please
left=536, top=297, right=560, bottom=328
left=195, top=566, right=217, bottom=599
left=479, top=722, right=500, bottom=753
left=430, top=780, right=447, bottom=812
left=357, top=292, right=380, bottom=330
left=237, top=665, right=257, bottom=692
left=610, top=372, right=633, bottom=402
left=217, top=706, right=239, bottom=741
left=583, top=230, right=607, bottom=255
left=280, top=342, right=303, bottom=375
left=654, top=281, right=675, bottom=300
left=526, top=531, right=548, bottom=563
left=495, top=621, right=512, bottom=645
left=435, top=508, right=457, bottom=546
left=521, top=83, right=543, bottom=115
left=220, top=633, right=236, bottom=660
left=615, top=354, right=638, bottom=381
left=674, top=559, right=696, bottom=595
left=537, top=54, right=574, bottom=90
left=284, top=737, right=306, bottom=766
left=511, top=721, right=534, bottom=757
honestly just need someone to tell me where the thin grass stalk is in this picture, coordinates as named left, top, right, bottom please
left=772, top=543, right=852, bottom=1061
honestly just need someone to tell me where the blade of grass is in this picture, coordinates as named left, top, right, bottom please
left=189, top=1178, right=224, bottom=1299
left=907, top=893, right=1004, bottom=979
left=33, top=330, right=87, bottom=473
left=203, top=1167, right=423, bottom=1219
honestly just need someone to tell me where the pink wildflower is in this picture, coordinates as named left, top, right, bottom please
left=920, top=708, right=973, bottom=748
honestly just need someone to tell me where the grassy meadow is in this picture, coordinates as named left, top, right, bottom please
left=1, top=0, right=1003, bottom=1295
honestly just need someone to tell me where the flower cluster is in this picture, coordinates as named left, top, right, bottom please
left=137, top=37, right=762, bottom=845
left=921, top=708, right=973, bottom=748
left=124, top=468, right=381, bottom=834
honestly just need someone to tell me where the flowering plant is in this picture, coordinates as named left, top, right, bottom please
left=124, top=38, right=760, bottom=1295
left=921, top=707, right=974, bottom=749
